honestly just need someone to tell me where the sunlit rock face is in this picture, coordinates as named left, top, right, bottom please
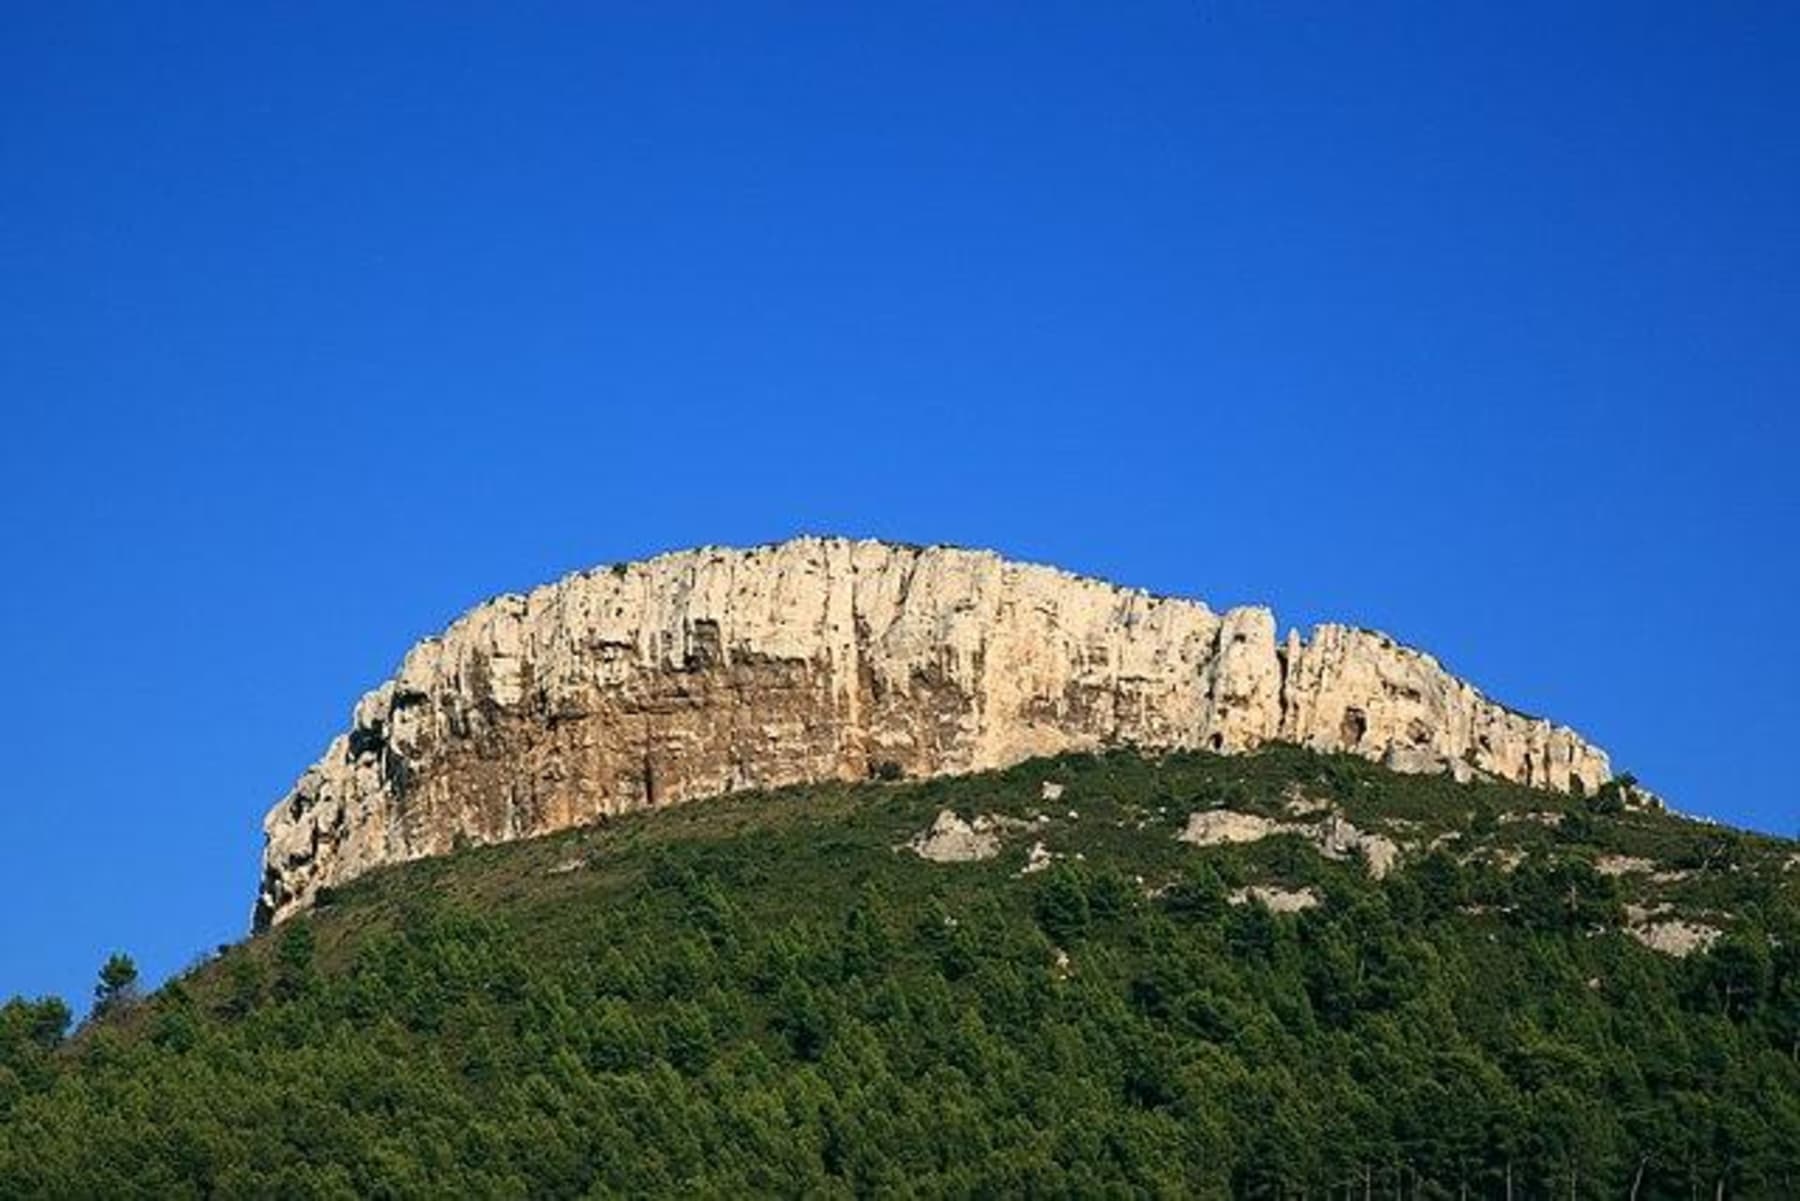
left=256, top=537, right=1610, bottom=926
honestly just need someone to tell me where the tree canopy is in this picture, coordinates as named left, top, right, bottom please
left=3, top=747, right=1796, bottom=1198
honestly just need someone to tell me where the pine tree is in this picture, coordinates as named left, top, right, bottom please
left=92, top=952, right=139, bottom=1018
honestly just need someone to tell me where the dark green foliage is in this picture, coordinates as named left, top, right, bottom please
left=1162, top=860, right=1229, bottom=921
left=1586, top=777, right=1629, bottom=816
left=2, top=748, right=1797, bottom=1198
left=220, top=951, right=267, bottom=1019
left=1, top=998, right=69, bottom=1053
left=272, top=922, right=317, bottom=1002
left=0, top=997, right=69, bottom=1121
left=90, top=953, right=138, bottom=1019
left=1032, top=864, right=1091, bottom=943
left=1699, top=932, right=1774, bottom=1020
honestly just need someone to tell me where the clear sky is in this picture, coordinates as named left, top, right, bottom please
left=2, top=3, right=1795, bottom=1010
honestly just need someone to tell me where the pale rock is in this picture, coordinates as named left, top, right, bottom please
left=1462, top=846, right=1529, bottom=873
left=257, top=538, right=1613, bottom=926
left=1280, top=786, right=1332, bottom=819
left=1040, top=782, right=1065, bottom=802
left=1200, top=608, right=1282, bottom=753
left=1315, top=815, right=1402, bottom=879
left=1279, top=625, right=1607, bottom=794
left=907, top=810, right=1003, bottom=863
left=1489, top=848, right=1528, bottom=873
left=1502, top=811, right=1565, bottom=828
left=1228, top=885, right=1322, bottom=913
left=1177, top=810, right=1293, bottom=847
left=1177, top=807, right=1400, bottom=879
left=1383, top=745, right=1453, bottom=778
left=1625, top=904, right=1722, bottom=957
left=1020, top=841, right=1058, bottom=875
left=1386, top=746, right=1484, bottom=784
left=1595, top=854, right=1655, bottom=877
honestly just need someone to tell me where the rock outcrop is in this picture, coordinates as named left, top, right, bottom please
left=1625, top=905, right=1723, bottom=957
left=1176, top=808, right=1402, bottom=879
left=905, top=811, right=1013, bottom=863
left=1176, top=811, right=1291, bottom=848
left=1229, top=885, right=1322, bottom=914
left=256, top=537, right=1610, bottom=926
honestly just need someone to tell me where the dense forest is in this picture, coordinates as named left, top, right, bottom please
left=3, top=747, right=1797, bottom=1198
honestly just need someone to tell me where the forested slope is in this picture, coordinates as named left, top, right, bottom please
left=4, top=747, right=1798, bottom=1198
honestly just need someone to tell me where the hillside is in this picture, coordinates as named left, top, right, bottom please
left=5, top=746, right=1799, bottom=1198
left=259, top=537, right=1611, bottom=928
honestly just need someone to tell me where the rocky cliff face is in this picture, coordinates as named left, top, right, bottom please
left=256, top=538, right=1610, bottom=926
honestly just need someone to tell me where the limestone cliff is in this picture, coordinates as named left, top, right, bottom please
left=256, top=538, right=1610, bottom=926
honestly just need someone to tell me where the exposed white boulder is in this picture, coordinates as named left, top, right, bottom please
left=1178, top=810, right=1293, bottom=847
left=1228, top=885, right=1322, bottom=913
left=1502, top=811, right=1565, bottom=828
left=1179, top=808, right=1401, bottom=879
left=906, top=810, right=1005, bottom=863
left=1280, top=787, right=1333, bottom=819
left=1315, top=815, right=1401, bottom=879
left=1625, top=905, right=1722, bottom=957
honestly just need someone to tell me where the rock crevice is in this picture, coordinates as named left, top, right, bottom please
left=256, top=537, right=1610, bottom=926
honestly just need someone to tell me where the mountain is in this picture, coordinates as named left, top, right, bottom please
left=259, top=538, right=1611, bottom=927
left=4, top=746, right=1798, bottom=1197
left=8, top=542, right=1794, bottom=1196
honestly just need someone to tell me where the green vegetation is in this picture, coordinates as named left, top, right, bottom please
left=3, top=747, right=1798, bottom=1198
left=90, top=954, right=139, bottom=1021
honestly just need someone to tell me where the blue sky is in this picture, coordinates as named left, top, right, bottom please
left=2, top=3, right=1795, bottom=1009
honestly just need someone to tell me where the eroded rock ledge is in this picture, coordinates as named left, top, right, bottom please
left=256, top=537, right=1610, bottom=927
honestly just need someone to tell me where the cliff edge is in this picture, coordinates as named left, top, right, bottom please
left=256, top=537, right=1609, bottom=926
